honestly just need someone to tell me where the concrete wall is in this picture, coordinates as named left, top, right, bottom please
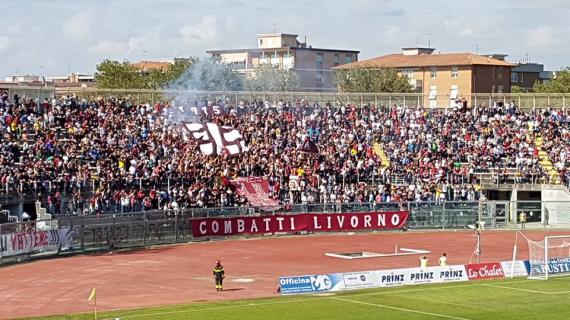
left=541, top=189, right=570, bottom=224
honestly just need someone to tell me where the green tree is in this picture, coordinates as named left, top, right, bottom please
left=95, top=58, right=195, bottom=89
left=95, top=60, right=143, bottom=89
left=511, top=86, right=528, bottom=93
left=166, top=57, right=243, bottom=91
left=244, top=64, right=299, bottom=92
left=335, top=67, right=413, bottom=93
left=533, top=68, right=570, bottom=93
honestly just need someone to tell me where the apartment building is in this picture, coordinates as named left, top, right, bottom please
left=511, top=63, right=552, bottom=91
left=335, top=47, right=516, bottom=107
left=207, top=33, right=359, bottom=92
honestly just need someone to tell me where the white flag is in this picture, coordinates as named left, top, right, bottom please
left=185, top=122, right=248, bottom=156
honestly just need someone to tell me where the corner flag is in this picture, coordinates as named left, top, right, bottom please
left=88, top=288, right=96, bottom=301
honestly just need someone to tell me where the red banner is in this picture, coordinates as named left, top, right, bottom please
left=466, top=263, right=505, bottom=280
left=190, top=211, right=409, bottom=238
left=233, top=177, right=280, bottom=209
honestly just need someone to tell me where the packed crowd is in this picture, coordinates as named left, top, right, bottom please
left=0, top=91, right=567, bottom=216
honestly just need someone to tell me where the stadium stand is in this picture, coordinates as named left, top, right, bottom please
left=0, top=92, right=568, bottom=217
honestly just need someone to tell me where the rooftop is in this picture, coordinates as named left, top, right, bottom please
left=335, top=52, right=516, bottom=69
left=207, top=47, right=360, bottom=54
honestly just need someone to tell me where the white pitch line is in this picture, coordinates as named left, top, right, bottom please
left=99, top=279, right=541, bottom=320
left=331, top=297, right=471, bottom=320
left=479, top=284, right=554, bottom=295
left=550, top=290, right=570, bottom=295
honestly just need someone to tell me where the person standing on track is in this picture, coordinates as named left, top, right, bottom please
left=213, top=260, right=225, bottom=291
left=439, top=253, right=447, bottom=267
left=519, top=211, right=527, bottom=229
left=420, top=256, right=429, bottom=271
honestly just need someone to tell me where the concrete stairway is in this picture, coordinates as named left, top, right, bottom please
left=373, top=142, right=390, bottom=168
left=535, top=135, right=559, bottom=184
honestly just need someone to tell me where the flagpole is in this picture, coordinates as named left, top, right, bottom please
left=94, top=295, right=97, bottom=320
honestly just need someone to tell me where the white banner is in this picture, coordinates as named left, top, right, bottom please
left=0, top=229, right=74, bottom=257
left=376, top=265, right=468, bottom=288
left=500, top=260, right=529, bottom=277
left=342, top=271, right=380, bottom=290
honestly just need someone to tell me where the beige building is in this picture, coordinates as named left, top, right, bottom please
left=207, top=33, right=359, bottom=92
left=335, top=47, right=517, bottom=107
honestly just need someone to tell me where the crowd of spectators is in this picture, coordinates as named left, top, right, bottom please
left=0, top=91, right=568, bottom=216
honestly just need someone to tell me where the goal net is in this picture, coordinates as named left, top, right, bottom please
left=525, top=235, right=570, bottom=280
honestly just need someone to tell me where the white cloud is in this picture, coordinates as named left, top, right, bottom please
left=458, top=28, right=474, bottom=37
left=526, top=26, right=556, bottom=48
left=91, top=40, right=128, bottom=55
left=62, top=12, right=92, bottom=41
left=0, top=36, right=12, bottom=53
left=179, top=15, right=219, bottom=45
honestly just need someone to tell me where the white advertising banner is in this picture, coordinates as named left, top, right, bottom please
left=376, top=265, right=468, bottom=288
left=341, top=271, right=380, bottom=290
left=500, top=260, right=529, bottom=277
left=0, top=229, right=74, bottom=258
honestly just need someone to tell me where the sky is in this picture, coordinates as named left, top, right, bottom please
left=0, top=0, right=569, bottom=78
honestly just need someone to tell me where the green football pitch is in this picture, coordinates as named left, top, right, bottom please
left=31, top=277, right=570, bottom=320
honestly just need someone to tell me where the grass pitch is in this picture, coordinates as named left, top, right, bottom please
left=30, top=277, right=570, bottom=320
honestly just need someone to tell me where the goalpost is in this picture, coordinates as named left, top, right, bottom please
left=523, top=234, right=570, bottom=280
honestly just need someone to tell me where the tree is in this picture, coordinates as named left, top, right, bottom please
left=95, top=58, right=195, bottom=90
left=335, top=67, right=413, bottom=93
left=244, top=64, right=299, bottom=92
left=166, top=57, right=243, bottom=91
left=95, top=60, right=143, bottom=89
left=533, top=68, right=570, bottom=93
left=511, top=86, right=528, bottom=93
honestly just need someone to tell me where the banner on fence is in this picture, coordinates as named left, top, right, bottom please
left=233, top=177, right=280, bottom=210
left=190, top=211, right=409, bottom=238
left=0, top=228, right=74, bottom=257
left=279, top=273, right=345, bottom=295
left=342, top=271, right=380, bottom=290
left=500, top=261, right=528, bottom=277
left=524, top=257, right=570, bottom=275
left=466, top=263, right=505, bottom=280
left=376, top=265, right=468, bottom=288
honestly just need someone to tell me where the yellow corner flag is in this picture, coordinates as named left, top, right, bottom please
left=88, top=288, right=97, bottom=302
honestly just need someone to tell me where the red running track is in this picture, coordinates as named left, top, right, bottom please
left=0, top=230, right=567, bottom=319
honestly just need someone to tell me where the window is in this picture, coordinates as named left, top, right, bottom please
left=259, top=39, right=263, bottom=46
left=430, top=67, right=437, bottom=79
left=429, top=86, right=437, bottom=100
left=316, top=52, right=323, bottom=69
left=511, top=72, right=519, bottom=83
left=497, top=85, right=504, bottom=93
left=450, top=85, right=459, bottom=100
left=334, top=53, right=339, bottom=67
left=429, top=86, right=437, bottom=108
left=345, top=54, right=353, bottom=64
left=492, top=85, right=496, bottom=93
left=401, top=69, right=414, bottom=80
left=316, top=70, right=324, bottom=88
left=498, top=67, right=504, bottom=80
left=451, top=66, right=459, bottom=79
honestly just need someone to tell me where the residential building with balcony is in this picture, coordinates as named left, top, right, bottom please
left=207, top=33, right=359, bottom=92
left=334, top=47, right=517, bottom=107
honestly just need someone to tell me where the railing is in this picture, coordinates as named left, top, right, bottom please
left=48, top=88, right=570, bottom=110
left=2, top=200, right=569, bottom=265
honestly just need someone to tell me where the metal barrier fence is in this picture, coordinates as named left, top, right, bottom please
left=53, top=88, right=570, bottom=110
left=1, top=86, right=569, bottom=110
left=1, top=200, right=568, bottom=265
